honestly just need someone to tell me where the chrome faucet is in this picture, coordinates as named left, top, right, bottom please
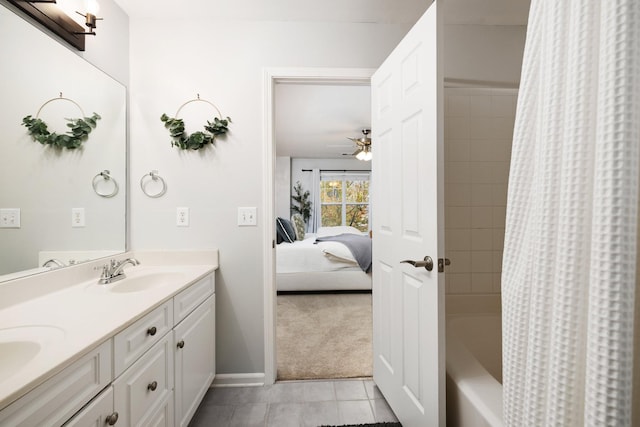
left=42, top=258, right=65, bottom=269
left=98, top=258, right=140, bottom=284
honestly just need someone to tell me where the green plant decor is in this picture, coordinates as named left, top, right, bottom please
left=21, top=113, right=101, bottom=149
left=291, top=181, right=312, bottom=224
left=160, top=114, right=232, bottom=150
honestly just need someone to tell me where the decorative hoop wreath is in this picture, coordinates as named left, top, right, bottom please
left=160, top=95, right=231, bottom=150
left=22, top=95, right=100, bottom=150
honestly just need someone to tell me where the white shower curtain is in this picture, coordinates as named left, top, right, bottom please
left=502, top=0, right=640, bottom=426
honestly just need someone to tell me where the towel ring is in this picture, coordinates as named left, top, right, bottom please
left=140, top=170, right=167, bottom=198
left=92, top=170, right=119, bottom=198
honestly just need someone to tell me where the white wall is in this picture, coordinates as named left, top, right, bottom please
left=444, top=24, right=526, bottom=86
left=128, top=19, right=411, bottom=375
left=275, top=157, right=291, bottom=220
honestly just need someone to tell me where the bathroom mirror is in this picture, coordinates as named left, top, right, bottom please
left=0, top=4, right=126, bottom=281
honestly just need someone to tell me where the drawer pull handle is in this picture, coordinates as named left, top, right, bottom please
left=177, top=340, right=185, bottom=349
left=147, top=381, right=158, bottom=391
left=106, top=412, right=119, bottom=425
left=147, top=326, right=157, bottom=336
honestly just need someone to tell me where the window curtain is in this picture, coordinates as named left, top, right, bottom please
left=502, top=0, right=640, bottom=426
left=309, top=168, right=321, bottom=233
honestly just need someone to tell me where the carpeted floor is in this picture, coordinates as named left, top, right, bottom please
left=277, top=292, right=373, bottom=380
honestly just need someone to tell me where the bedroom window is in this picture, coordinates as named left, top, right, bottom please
left=319, top=172, right=370, bottom=232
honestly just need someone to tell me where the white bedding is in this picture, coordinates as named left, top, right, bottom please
left=276, top=227, right=372, bottom=291
left=276, top=234, right=360, bottom=274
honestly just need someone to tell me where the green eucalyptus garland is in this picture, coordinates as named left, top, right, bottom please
left=160, top=114, right=231, bottom=150
left=22, top=113, right=101, bottom=149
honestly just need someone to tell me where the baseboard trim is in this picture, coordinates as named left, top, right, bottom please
left=212, top=373, right=266, bottom=387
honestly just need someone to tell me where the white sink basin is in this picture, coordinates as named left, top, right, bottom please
left=84, top=267, right=195, bottom=294
left=108, top=272, right=185, bottom=293
left=0, top=326, right=66, bottom=384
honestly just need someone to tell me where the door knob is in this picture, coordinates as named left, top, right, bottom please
left=401, top=256, right=434, bottom=271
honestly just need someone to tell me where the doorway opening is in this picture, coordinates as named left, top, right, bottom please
left=263, top=68, right=375, bottom=385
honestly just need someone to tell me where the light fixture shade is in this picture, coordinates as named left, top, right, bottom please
left=363, top=151, right=373, bottom=161
left=86, top=0, right=100, bottom=14
left=356, top=150, right=367, bottom=161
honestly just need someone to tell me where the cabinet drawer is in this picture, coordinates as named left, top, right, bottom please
left=0, top=340, right=112, bottom=427
left=113, top=333, right=174, bottom=427
left=114, top=301, right=173, bottom=377
left=174, top=274, right=214, bottom=324
left=62, top=386, right=114, bottom=427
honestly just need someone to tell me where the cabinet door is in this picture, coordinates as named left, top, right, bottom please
left=62, top=387, right=115, bottom=427
left=174, top=295, right=215, bottom=427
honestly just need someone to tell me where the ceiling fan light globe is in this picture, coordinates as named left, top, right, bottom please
left=356, top=150, right=367, bottom=161
left=363, top=151, right=373, bottom=161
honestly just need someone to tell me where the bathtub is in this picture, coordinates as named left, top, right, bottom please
left=446, top=313, right=503, bottom=427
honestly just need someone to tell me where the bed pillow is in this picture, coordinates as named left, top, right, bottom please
left=317, top=226, right=366, bottom=237
left=291, top=214, right=306, bottom=241
left=276, top=217, right=296, bottom=243
left=317, top=241, right=358, bottom=264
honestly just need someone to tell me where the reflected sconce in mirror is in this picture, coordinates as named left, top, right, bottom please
left=7, top=0, right=103, bottom=51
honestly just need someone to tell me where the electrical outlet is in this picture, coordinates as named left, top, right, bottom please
left=0, top=208, right=20, bottom=228
left=72, top=208, right=85, bottom=227
left=177, top=207, right=190, bottom=227
left=238, top=207, right=257, bottom=226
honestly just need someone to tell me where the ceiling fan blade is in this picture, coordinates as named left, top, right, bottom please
left=352, top=149, right=362, bottom=156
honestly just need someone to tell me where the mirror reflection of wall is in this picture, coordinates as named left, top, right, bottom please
left=0, top=4, right=126, bottom=281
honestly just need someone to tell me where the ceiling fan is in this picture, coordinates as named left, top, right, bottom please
left=347, top=129, right=372, bottom=161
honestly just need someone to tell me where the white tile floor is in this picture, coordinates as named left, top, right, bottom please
left=188, top=379, right=399, bottom=427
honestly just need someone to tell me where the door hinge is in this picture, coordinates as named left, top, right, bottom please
left=272, top=240, right=275, bottom=249
left=438, top=258, right=451, bottom=273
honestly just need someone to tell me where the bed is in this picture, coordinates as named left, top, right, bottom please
left=276, top=226, right=372, bottom=292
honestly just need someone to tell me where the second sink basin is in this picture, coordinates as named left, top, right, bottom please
left=0, top=326, right=66, bottom=384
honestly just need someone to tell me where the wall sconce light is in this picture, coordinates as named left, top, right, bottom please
left=7, top=0, right=103, bottom=51
left=75, top=0, right=102, bottom=36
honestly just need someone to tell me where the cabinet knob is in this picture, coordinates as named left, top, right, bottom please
left=147, top=381, right=158, bottom=392
left=105, top=412, right=119, bottom=425
left=147, top=326, right=157, bottom=336
left=177, top=340, right=185, bottom=349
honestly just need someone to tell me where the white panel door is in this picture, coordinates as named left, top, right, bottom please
left=371, top=2, right=445, bottom=426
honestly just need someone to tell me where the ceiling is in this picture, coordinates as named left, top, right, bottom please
left=275, top=83, right=371, bottom=158
left=113, top=0, right=531, bottom=158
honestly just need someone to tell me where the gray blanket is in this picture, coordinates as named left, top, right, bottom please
left=315, top=233, right=372, bottom=273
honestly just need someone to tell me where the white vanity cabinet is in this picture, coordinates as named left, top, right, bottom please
left=0, top=271, right=216, bottom=427
left=0, top=341, right=112, bottom=427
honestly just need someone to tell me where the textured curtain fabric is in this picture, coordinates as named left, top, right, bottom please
left=502, top=0, right=640, bottom=426
left=310, top=168, right=321, bottom=233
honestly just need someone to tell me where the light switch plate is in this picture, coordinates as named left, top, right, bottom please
left=238, top=207, right=257, bottom=226
left=0, top=208, right=20, bottom=228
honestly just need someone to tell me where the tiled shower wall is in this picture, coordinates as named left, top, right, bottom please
left=444, top=88, right=518, bottom=294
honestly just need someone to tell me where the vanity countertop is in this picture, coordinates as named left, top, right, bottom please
left=0, top=250, right=219, bottom=411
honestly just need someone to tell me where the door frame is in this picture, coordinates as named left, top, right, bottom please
left=262, top=67, right=375, bottom=385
